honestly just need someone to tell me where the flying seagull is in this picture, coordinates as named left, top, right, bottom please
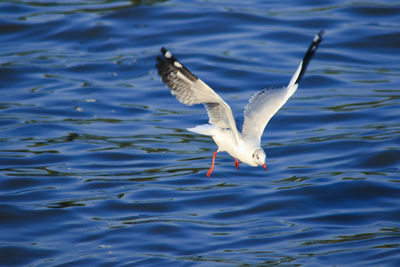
left=156, top=31, right=323, bottom=177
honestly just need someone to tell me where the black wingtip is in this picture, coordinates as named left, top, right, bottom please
left=294, top=30, right=324, bottom=85
left=156, top=47, right=199, bottom=82
left=314, top=30, right=324, bottom=46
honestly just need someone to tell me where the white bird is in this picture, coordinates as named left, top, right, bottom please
left=156, top=31, right=323, bottom=177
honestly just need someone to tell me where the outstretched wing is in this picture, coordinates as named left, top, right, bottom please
left=156, top=47, right=239, bottom=142
left=242, top=31, right=324, bottom=144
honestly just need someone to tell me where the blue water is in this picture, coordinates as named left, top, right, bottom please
left=1, top=0, right=400, bottom=266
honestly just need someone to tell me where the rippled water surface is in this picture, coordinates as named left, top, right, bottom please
left=1, top=0, right=400, bottom=266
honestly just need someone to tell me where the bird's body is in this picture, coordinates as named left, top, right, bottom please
left=189, top=124, right=258, bottom=166
left=156, top=31, right=323, bottom=177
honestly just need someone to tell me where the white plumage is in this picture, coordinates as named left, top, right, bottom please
left=156, top=31, right=323, bottom=177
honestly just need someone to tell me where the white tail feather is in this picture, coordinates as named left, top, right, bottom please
left=187, top=124, right=216, bottom=136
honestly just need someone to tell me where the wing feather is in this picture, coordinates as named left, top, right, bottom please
left=242, top=87, right=291, bottom=144
left=156, top=48, right=239, bottom=140
left=242, top=31, right=323, bottom=143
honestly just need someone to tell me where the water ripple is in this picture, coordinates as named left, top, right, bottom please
left=1, top=0, right=400, bottom=266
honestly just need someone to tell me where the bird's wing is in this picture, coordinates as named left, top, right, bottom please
left=242, top=31, right=324, bottom=144
left=156, top=47, right=239, bottom=142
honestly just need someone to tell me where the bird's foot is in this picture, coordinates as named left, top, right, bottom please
left=234, top=158, right=239, bottom=170
left=206, top=167, right=213, bottom=177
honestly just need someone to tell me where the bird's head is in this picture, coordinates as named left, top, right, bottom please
left=252, top=148, right=267, bottom=171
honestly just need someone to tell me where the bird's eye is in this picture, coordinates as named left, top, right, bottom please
left=252, top=151, right=258, bottom=160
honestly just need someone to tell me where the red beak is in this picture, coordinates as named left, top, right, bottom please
left=262, top=163, right=267, bottom=172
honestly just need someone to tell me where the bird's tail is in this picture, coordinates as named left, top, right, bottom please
left=187, top=124, right=216, bottom=136
left=287, top=30, right=324, bottom=90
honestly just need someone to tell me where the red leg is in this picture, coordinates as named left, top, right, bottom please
left=234, top=158, right=239, bottom=170
left=207, top=151, right=218, bottom=178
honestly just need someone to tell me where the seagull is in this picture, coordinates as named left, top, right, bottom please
left=156, top=31, right=323, bottom=177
